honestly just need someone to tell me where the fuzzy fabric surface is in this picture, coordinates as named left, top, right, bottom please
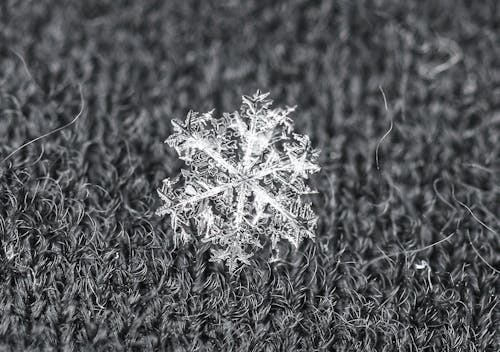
left=0, top=1, right=499, bottom=351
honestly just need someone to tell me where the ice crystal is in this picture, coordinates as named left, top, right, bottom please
left=156, top=91, right=320, bottom=271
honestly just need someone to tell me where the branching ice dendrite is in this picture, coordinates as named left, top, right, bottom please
left=156, top=91, right=320, bottom=271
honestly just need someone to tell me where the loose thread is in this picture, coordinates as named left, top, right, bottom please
left=1, top=84, right=85, bottom=165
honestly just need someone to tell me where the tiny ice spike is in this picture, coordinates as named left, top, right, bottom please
left=156, top=91, right=320, bottom=271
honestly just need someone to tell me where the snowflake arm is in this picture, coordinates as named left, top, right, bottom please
left=168, top=120, right=240, bottom=176
left=251, top=185, right=314, bottom=241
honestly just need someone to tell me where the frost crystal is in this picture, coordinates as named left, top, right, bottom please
left=156, top=91, right=320, bottom=271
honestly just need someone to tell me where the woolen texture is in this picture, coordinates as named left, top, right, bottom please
left=0, top=1, right=499, bottom=351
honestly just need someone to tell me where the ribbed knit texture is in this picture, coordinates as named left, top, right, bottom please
left=0, top=1, right=498, bottom=351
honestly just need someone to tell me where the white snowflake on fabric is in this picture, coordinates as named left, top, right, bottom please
left=156, top=91, right=320, bottom=271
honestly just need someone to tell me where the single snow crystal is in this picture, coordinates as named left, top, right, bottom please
left=156, top=91, right=320, bottom=270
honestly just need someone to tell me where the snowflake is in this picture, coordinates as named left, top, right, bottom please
left=156, top=91, right=320, bottom=271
